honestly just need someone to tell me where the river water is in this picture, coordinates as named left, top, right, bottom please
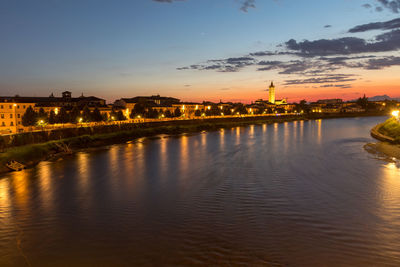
left=1, top=116, right=400, bottom=266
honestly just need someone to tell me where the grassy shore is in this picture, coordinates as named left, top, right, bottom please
left=377, top=117, right=400, bottom=143
left=367, top=117, right=400, bottom=161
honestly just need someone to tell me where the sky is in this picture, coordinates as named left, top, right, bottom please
left=0, top=0, right=399, bottom=103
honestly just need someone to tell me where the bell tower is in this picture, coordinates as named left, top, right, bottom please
left=268, top=81, right=275, bottom=104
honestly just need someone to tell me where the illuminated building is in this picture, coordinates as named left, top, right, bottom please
left=268, top=81, right=275, bottom=104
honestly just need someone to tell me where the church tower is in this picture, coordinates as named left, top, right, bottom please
left=268, top=81, right=275, bottom=104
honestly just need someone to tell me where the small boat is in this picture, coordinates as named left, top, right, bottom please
left=6, top=160, right=26, bottom=171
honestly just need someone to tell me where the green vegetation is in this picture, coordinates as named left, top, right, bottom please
left=378, top=118, right=400, bottom=143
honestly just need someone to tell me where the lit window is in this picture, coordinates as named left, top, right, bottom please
left=0, top=114, right=3, bottom=118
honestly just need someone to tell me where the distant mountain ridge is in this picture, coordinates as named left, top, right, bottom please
left=368, top=95, right=400, bottom=101
left=351, top=95, right=400, bottom=101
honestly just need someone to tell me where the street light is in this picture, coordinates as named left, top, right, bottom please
left=392, top=110, right=399, bottom=121
left=38, top=119, right=45, bottom=131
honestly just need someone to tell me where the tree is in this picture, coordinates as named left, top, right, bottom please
left=222, top=106, right=232, bottom=116
left=82, top=106, right=92, bottom=122
left=145, top=108, right=159, bottom=118
left=299, top=99, right=310, bottom=114
left=57, top=107, right=69, bottom=123
left=256, top=107, right=265, bottom=114
left=194, top=109, right=202, bottom=117
left=49, top=110, right=56, bottom=124
left=210, top=105, right=221, bottom=116
left=130, top=102, right=146, bottom=118
left=102, top=113, right=108, bottom=121
left=91, top=107, right=103, bottom=122
left=70, top=106, right=81, bottom=123
left=174, top=107, right=182, bottom=117
left=37, top=108, right=48, bottom=123
left=116, top=110, right=126, bottom=121
left=234, top=104, right=248, bottom=115
left=165, top=110, right=173, bottom=118
left=22, top=106, right=37, bottom=126
left=356, top=94, right=369, bottom=110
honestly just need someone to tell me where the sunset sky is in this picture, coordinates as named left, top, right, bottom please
left=0, top=0, right=400, bottom=103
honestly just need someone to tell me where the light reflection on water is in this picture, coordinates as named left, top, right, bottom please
left=1, top=116, right=400, bottom=265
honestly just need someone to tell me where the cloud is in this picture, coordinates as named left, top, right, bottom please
left=240, top=0, right=256, bottom=12
left=348, top=17, right=400, bottom=33
left=176, top=16, right=400, bottom=90
left=285, top=29, right=400, bottom=57
left=376, top=0, right=400, bottom=13
left=320, top=84, right=352, bottom=88
left=324, top=25, right=332, bottom=28
left=363, top=56, right=400, bottom=69
left=284, top=74, right=358, bottom=85
left=152, top=0, right=185, bottom=2
left=177, top=57, right=256, bottom=72
left=363, top=3, right=372, bottom=8
left=152, top=0, right=260, bottom=12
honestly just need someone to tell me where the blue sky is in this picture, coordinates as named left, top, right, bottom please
left=0, top=0, right=399, bottom=102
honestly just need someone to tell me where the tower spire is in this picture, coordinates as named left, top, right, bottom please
left=268, top=81, right=275, bottom=104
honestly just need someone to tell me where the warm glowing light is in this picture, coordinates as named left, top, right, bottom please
left=182, top=105, right=185, bottom=110
left=13, top=104, right=17, bottom=107
left=207, top=106, right=211, bottom=110
left=54, top=108, right=59, bottom=115
left=79, top=117, right=83, bottom=123
left=195, top=105, right=199, bottom=110
left=392, top=110, right=399, bottom=118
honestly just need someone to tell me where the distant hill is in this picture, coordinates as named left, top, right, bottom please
left=351, top=95, right=400, bottom=101
left=368, top=95, right=395, bottom=101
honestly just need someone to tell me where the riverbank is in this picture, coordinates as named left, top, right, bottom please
left=375, top=117, right=400, bottom=143
left=364, top=142, right=400, bottom=161
left=0, top=113, right=386, bottom=175
left=368, top=117, right=400, bottom=161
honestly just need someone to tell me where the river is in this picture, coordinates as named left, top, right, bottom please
left=1, top=116, right=400, bottom=266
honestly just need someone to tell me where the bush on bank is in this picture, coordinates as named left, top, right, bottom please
left=378, top=118, right=400, bottom=143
